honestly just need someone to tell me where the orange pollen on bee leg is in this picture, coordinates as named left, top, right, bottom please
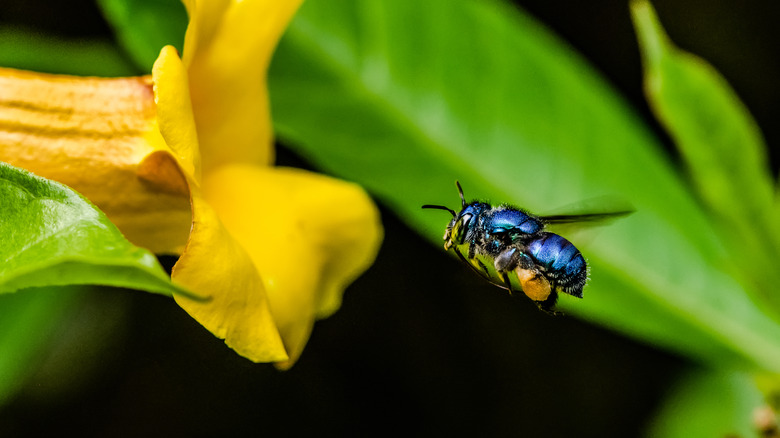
left=515, top=268, right=551, bottom=302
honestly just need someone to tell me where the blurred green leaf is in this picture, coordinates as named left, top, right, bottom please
left=645, top=369, right=763, bottom=438
left=0, top=162, right=193, bottom=298
left=0, top=27, right=138, bottom=76
left=631, top=0, right=780, bottom=314
left=18, top=287, right=130, bottom=404
left=0, top=287, right=87, bottom=407
left=97, top=0, right=188, bottom=71
left=266, top=0, right=780, bottom=371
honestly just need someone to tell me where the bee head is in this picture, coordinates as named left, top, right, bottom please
left=422, top=181, right=484, bottom=250
left=452, top=202, right=491, bottom=245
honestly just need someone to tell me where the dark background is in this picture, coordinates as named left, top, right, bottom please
left=1, top=0, right=778, bottom=436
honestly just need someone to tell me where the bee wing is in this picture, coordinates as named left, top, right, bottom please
left=537, top=197, right=634, bottom=241
left=539, top=210, right=634, bottom=225
left=538, top=195, right=633, bottom=225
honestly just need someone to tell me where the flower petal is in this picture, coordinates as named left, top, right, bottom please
left=0, top=67, right=190, bottom=254
left=172, top=187, right=288, bottom=363
left=180, top=0, right=231, bottom=66
left=181, top=0, right=304, bottom=172
left=202, top=165, right=383, bottom=367
left=144, top=46, right=287, bottom=362
left=149, top=45, right=201, bottom=181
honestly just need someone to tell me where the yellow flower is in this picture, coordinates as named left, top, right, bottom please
left=0, top=0, right=383, bottom=367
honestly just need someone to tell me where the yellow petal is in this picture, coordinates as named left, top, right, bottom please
left=172, top=186, right=288, bottom=363
left=0, top=67, right=190, bottom=254
left=150, top=45, right=201, bottom=181
left=146, top=48, right=287, bottom=361
left=182, top=0, right=304, bottom=172
left=180, top=0, right=231, bottom=67
left=202, top=165, right=383, bottom=367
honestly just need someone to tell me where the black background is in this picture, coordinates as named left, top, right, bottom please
left=1, top=0, right=778, bottom=436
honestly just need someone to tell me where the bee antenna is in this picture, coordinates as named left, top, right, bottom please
left=455, top=180, right=466, bottom=209
left=421, top=204, right=457, bottom=218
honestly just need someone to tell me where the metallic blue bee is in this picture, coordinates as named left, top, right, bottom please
left=422, top=182, right=631, bottom=314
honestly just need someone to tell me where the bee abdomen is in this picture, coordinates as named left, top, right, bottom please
left=527, top=233, right=588, bottom=298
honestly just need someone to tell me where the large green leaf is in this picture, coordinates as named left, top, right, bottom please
left=266, top=0, right=780, bottom=371
left=97, top=0, right=188, bottom=71
left=0, top=162, right=193, bottom=298
left=645, top=369, right=763, bottom=438
left=631, top=0, right=780, bottom=315
left=0, top=27, right=138, bottom=76
left=632, top=1, right=775, bottom=236
left=0, top=287, right=87, bottom=407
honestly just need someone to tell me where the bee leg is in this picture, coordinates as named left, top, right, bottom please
left=499, top=271, right=515, bottom=295
left=451, top=247, right=513, bottom=294
left=467, top=241, right=478, bottom=259
left=494, top=247, right=518, bottom=272
left=452, top=247, right=473, bottom=270
left=464, top=239, right=495, bottom=279
left=536, top=290, right=561, bottom=316
left=475, top=259, right=491, bottom=278
left=494, top=248, right=520, bottom=294
left=453, top=247, right=500, bottom=285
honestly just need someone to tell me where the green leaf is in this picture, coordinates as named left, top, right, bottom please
left=267, top=0, right=780, bottom=371
left=11, top=287, right=131, bottom=404
left=645, top=369, right=763, bottom=438
left=631, top=0, right=780, bottom=315
left=0, top=287, right=87, bottom=407
left=97, top=0, right=188, bottom=71
left=0, top=27, right=139, bottom=76
left=0, top=162, right=193, bottom=298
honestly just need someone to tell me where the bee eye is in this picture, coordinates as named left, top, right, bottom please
left=451, top=213, right=474, bottom=243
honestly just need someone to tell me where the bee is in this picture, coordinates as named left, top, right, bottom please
left=422, top=181, right=632, bottom=314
